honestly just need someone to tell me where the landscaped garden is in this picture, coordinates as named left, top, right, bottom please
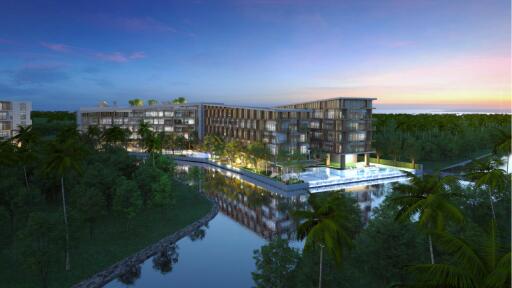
left=0, top=114, right=212, bottom=288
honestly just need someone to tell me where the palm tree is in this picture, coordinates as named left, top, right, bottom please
left=410, top=220, right=511, bottom=288
left=466, top=158, right=509, bottom=222
left=294, top=193, right=358, bottom=287
left=147, top=99, right=158, bottom=106
left=391, top=173, right=464, bottom=264
left=493, top=127, right=511, bottom=172
left=172, top=97, right=186, bottom=104
left=128, top=99, right=144, bottom=107
left=12, top=125, right=38, bottom=193
left=84, top=126, right=102, bottom=148
left=44, top=137, right=86, bottom=271
left=102, top=126, right=129, bottom=147
left=137, top=121, right=161, bottom=165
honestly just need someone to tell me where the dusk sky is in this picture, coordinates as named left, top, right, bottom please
left=0, top=0, right=510, bottom=112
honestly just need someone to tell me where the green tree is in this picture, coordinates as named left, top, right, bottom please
left=113, top=177, right=143, bottom=222
left=17, top=212, right=62, bottom=288
left=466, top=158, right=509, bottom=222
left=172, top=97, right=186, bottom=104
left=252, top=238, right=300, bottom=288
left=102, top=126, right=129, bottom=147
left=391, top=174, right=464, bottom=264
left=410, top=221, right=511, bottom=288
left=0, top=168, right=41, bottom=234
left=224, top=140, right=242, bottom=165
left=12, top=125, right=38, bottom=193
left=147, top=99, right=158, bottom=106
left=293, top=193, right=361, bottom=287
left=71, top=185, right=106, bottom=239
left=44, top=137, right=86, bottom=271
left=84, top=125, right=102, bottom=148
left=134, top=163, right=173, bottom=207
left=128, top=99, right=144, bottom=106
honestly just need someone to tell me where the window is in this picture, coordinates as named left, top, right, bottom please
left=313, top=110, right=323, bottom=118
left=164, top=111, right=174, bottom=117
left=101, top=118, right=112, bottom=124
left=300, top=145, right=308, bottom=154
left=310, top=121, right=320, bottom=129
left=265, top=121, right=276, bottom=131
left=348, top=132, right=366, bottom=141
left=345, top=100, right=366, bottom=109
left=19, top=103, right=26, bottom=111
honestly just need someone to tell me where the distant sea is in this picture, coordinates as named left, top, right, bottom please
left=375, top=107, right=512, bottom=115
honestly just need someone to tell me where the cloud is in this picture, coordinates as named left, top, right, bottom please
left=0, top=38, right=15, bottom=45
left=40, top=41, right=146, bottom=63
left=41, top=42, right=71, bottom=52
left=10, top=63, right=69, bottom=85
left=95, top=51, right=146, bottom=62
left=95, top=15, right=176, bottom=33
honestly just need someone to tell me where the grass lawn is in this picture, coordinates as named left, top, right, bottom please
left=0, top=181, right=212, bottom=288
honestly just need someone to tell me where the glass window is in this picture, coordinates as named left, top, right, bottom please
left=265, top=121, right=276, bottom=131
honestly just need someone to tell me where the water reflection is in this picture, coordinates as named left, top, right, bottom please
left=106, top=164, right=403, bottom=287
left=118, top=264, right=141, bottom=286
left=152, top=244, right=179, bottom=275
left=189, top=225, right=208, bottom=241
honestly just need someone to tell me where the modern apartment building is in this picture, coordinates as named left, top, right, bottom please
left=278, top=97, right=375, bottom=167
left=78, top=103, right=202, bottom=142
left=77, top=97, right=375, bottom=168
left=0, top=100, right=32, bottom=140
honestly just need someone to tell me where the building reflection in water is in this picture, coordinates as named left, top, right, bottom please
left=177, top=165, right=401, bottom=239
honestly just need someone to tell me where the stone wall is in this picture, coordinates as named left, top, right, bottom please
left=72, top=195, right=219, bottom=288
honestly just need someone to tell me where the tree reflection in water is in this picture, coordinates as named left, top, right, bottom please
left=118, top=264, right=141, bottom=285
left=189, top=225, right=208, bottom=241
left=152, top=244, right=179, bottom=275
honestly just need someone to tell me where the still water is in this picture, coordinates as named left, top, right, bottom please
left=105, top=165, right=400, bottom=288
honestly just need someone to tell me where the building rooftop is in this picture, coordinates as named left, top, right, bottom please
left=276, top=96, right=377, bottom=108
left=79, top=102, right=311, bottom=113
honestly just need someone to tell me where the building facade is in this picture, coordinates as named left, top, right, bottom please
left=77, top=97, right=375, bottom=168
left=78, top=103, right=202, bottom=142
left=278, top=97, right=375, bottom=167
left=0, top=100, right=32, bottom=140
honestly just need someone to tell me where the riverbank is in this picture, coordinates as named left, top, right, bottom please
left=0, top=181, right=213, bottom=288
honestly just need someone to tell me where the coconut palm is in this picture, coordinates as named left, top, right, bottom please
left=44, top=137, right=86, bottom=271
left=102, top=126, right=129, bottom=147
left=128, top=98, right=144, bottom=107
left=410, top=220, right=511, bottom=288
left=466, top=158, right=509, bottom=222
left=294, top=193, right=359, bottom=287
left=391, top=173, right=464, bottom=264
left=12, top=125, right=38, bottom=193
left=172, top=97, right=186, bottom=104
left=493, top=127, right=511, bottom=172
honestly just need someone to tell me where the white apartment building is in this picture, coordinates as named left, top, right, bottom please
left=0, top=101, right=32, bottom=140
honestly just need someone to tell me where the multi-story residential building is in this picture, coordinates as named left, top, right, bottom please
left=203, top=104, right=311, bottom=155
left=78, top=103, right=203, bottom=142
left=0, top=100, right=32, bottom=140
left=77, top=97, right=375, bottom=169
left=278, top=97, right=375, bottom=168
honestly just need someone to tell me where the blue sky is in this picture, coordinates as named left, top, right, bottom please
left=0, top=0, right=510, bottom=111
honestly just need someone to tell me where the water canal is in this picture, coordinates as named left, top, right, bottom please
left=105, top=164, right=405, bottom=288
